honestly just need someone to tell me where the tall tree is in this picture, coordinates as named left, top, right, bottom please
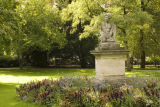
left=0, top=0, right=19, bottom=55
left=0, top=0, right=67, bottom=68
left=17, top=0, right=66, bottom=50
left=60, top=0, right=106, bottom=68
left=109, top=0, right=158, bottom=69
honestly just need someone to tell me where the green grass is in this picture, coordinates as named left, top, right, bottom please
left=0, top=83, right=44, bottom=107
left=126, top=70, right=160, bottom=77
left=133, top=65, right=160, bottom=70
left=0, top=69, right=95, bottom=83
left=0, top=68, right=159, bottom=107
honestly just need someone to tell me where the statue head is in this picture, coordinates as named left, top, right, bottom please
left=105, top=13, right=111, bottom=21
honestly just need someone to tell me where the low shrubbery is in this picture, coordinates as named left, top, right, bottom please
left=0, top=56, right=19, bottom=67
left=16, top=77, right=160, bottom=107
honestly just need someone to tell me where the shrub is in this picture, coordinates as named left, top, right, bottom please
left=16, top=77, right=160, bottom=107
left=22, top=47, right=49, bottom=67
left=0, top=55, right=19, bottom=67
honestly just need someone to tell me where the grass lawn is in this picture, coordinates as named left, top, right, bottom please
left=0, top=68, right=160, bottom=107
left=133, top=65, right=160, bottom=70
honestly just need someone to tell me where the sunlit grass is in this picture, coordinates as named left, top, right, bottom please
left=126, top=70, right=160, bottom=78
left=133, top=65, right=160, bottom=70
left=0, top=69, right=95, bottom=84
left=0, top=82, right=46, bottom=107
left=0, top=75, right=50, bottom=83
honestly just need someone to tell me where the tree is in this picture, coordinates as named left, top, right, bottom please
left=0, top=0, right=20, bottom=55
left=1, top=0, right=159, bottom=69
left=60, top=0, right=106, bottom=68
left=108, top=0, right=160, bottom=69
left=15, top=0, right=66, bottom=67
left=0, top=0, right=67, bottom=68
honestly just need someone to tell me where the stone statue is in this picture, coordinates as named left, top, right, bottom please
left=100, top=13, right=116, bottom=43
left=94, top=13, right=121, bottom=51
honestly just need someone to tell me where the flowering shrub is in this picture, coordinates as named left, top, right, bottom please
left=16, top=77, right=160, bottom=107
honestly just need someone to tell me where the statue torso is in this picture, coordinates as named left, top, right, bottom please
left=101, top=22, right=113, bottom=37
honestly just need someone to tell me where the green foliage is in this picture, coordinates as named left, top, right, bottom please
left=0, top=0, right=160, bottom=68
left=109, top=0, right=153, bottom=55
left=1, top=0, right=67, bottom=68
left=104, top=0, right=160, bottom=68
left=23, top=47, right=49, bottom=67
left=58, top=0, right=107, bottom=68
left=146, top=55, right=160, bottom=66
left=0, top=56, right=19, bottom=67
left=17, top=0, right=66, bottom=51
left=0, top=0, right=20, bottom=54
left=15, top=0, right=67, bottom=67
left=61, top=0, right=105, bottom=38
left=80, top=13, right=104, bottom=39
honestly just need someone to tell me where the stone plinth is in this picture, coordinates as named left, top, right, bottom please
left=91, top=50, right=129, bottom=80
left=100, top=42, right=121, bottom=50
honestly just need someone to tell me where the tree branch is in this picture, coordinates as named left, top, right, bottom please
left=84, top=0, right=93, bottom=18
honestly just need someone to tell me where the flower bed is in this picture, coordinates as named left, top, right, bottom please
left=16, top=77, right=160, bottom=107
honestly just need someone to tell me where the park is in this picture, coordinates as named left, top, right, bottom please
left=0, top=0, right=160, bottom=107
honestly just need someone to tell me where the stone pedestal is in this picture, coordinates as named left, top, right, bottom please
left=91, top=47, right=129, bottom=81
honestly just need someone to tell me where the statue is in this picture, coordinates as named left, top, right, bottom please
left=100, top=13, right=116, bottom=43
left=95, top=13, right=120, bottom=51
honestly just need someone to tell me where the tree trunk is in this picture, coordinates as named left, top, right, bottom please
left=121, top=6, right=133, bottom=71
left=130, top=56, right=134, bottom=69
left=77, top=20, right=87, bottom=68
left=140, top=1, right=146, bottom=69
left=140, top=50, right=146, bottom=68
left=126, top=54, right=132, bottom=71
left=140, top=29, right=146, bottom=69
left=80, top=56, right=87, bottom=68
left=18, top=54, right=23, bottom=70
left=120, top=23, right=132, bottom=71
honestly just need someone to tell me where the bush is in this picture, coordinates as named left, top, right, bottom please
left=16, top=77, right=160, bottom=107
left=0, top=56, right=19, bottom=67
left=22, top=47, right=49, bottom=67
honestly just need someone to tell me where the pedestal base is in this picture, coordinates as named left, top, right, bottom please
left=91, top=50, right=129, bottom=80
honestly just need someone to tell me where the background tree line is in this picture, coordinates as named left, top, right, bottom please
left=0, top=0, right=160, bottom=69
